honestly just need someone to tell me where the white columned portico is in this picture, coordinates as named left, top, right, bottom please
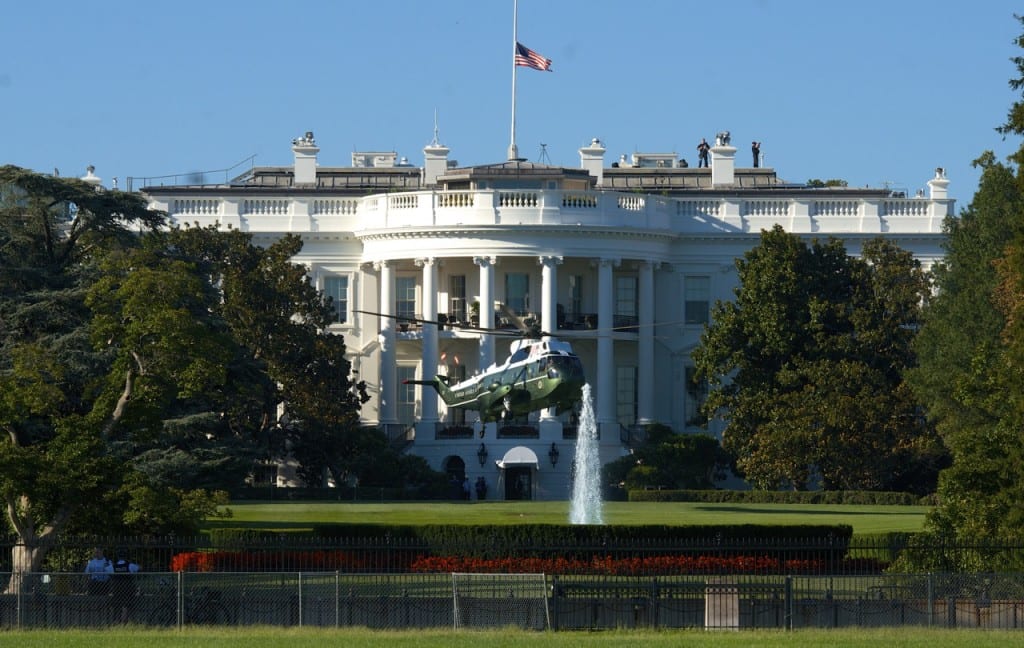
left=417, top=257, right=439, bottom=424
left=596, top=258, right=619, bottom=429
left=474, top=256, right=496, bottom=371
left=539, top=255, right=562, bottom=425
left=376, top=260, right=397, bottom=425
left=637, top=261, right=655, bottom=424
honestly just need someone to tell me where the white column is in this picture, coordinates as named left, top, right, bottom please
left=637, top=261, right=655, bottom=424
left=417, top=257, right=439, bottom=423
left=596, top=258, right=618, bottom=426
left=376, top=260, right=397, bottom=425
left=538, top=255, right=562, bottom=336
left=539, top=255, right=562, bottom=422
left=474, top=256, right=496, bottom=370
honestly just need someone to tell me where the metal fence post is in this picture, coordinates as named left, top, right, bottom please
left=927, top=573, right=934, bottom=627
left=297, top=572, right=303, bottom=627
left=14, top=571, right=23, bottom=629
left=550, top=575, right=558, bottom=631
left=784, top=576, right=793, bottom=631
left=335, top=571, right=340, bottom=629
left=176, top=571, right=184, bottom=629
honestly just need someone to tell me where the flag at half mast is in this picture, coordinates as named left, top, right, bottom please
left=515, top=42, right=552, bottom=71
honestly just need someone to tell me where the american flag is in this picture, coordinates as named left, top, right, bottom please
left=515, top=42, right=552, bottom=71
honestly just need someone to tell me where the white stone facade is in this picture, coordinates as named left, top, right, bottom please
left=142, top=133, right=952, bottom=501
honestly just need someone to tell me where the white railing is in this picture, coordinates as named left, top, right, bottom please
left=312, top=198, right=358, bottom=215
left=171, top=198, right=220, bottom=217
left=155, top=189, right=948, bottom=235
left=814, top=200, right=860, bottom=217
left=242, top=199, right=289, bottom=216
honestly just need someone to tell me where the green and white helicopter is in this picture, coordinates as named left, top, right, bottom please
left=358, top=306, right=585, bottom=423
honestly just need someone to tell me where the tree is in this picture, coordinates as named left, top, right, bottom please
left=604, top=424, right=730, bottom=492
left=0, top=167, right=370, bottom=590
left=0, top=165, right=166, bottom=588
left=694, top=226, right=944, bottom=492
left=909, top=16, right=1024, bottom=542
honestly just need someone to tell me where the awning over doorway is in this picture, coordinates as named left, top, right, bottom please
left=496, top=446, right=539, bottom=469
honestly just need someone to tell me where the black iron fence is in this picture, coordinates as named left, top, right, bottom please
left=3, top=571, right=1024, bottom=630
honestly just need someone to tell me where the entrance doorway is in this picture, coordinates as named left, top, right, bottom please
left=505, top=467, right=533, bottom=500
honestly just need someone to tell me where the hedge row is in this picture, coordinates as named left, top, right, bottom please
left=207, top=523, right=853, bottom=563
left=628, top=489, right=923, bottom=505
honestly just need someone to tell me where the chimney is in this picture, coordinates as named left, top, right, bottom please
left=81, top=165, right=103, bottom=189
left=710, top=131, right=736, bottom=187
left=578, top=138, right=606, bottom=185
left=291, top=131, right=319, bottom=186
left=423, top=139, right=450, bottom=187
left=927, top=167, right=949, bottom=200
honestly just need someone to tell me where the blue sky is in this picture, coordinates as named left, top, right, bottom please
left=1, top=1, right=1020, bottom=204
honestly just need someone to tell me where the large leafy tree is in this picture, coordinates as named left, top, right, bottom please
left=0, top=166, right=166, bottom=586
left=694, top=226, right=944, bottom=492
left=0, top=167, right=369, bottom=589
left=909, top=15, right=1024, bottom=542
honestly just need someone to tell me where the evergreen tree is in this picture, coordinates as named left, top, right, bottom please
left=910, top=15, right=1024, bottom=541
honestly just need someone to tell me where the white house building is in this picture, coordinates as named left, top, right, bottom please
left=140, top=130, right=953, bottom=501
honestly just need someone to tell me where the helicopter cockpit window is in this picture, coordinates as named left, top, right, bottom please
left=509, top=348, right=529, bottom=363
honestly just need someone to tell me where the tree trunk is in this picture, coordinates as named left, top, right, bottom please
left=3, top=541, right=50, bottom=596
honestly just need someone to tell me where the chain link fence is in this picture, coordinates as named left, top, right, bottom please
left=2, top=571, right=1024, bottom=630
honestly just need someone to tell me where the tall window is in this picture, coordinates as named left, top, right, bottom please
left=568, top=275, right=582, bottom=320
left=685, top=366, right=709, bottom=428
left=397, top=365, right=417, bottom=424
left=323, top=275, right=349, bottom=324
left=616, top=365, right=637, bottom=424
left=685, top=276, right=710, bottom=325
left=446, top=364, right=467, bottom=424
left=449, top=275, right=467, bottom=323
left=505, top=273, right=529, bottom=315
left=396, top=276, right=417, bottom=320
left=615, top=275, right=638, bottom=328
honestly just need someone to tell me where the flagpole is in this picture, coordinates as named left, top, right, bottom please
left=508, top=0, right=519, bottom=161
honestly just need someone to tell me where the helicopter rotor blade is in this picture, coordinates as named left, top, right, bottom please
left=354, top=309, right=531, bottom=337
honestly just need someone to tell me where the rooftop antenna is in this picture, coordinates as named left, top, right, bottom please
left=537, top=143, right=551, bottom=164
left=431, top=108, right=441, bottom=146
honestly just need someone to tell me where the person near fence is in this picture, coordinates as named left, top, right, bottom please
left=84, top=547, right=112, bottom=595
left=111, top=550, right=141, bottom=622
left=475, top=476, right=487, bottom=501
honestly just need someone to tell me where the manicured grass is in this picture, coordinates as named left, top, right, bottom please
left=1, top=627, right=1019, bottom=648
left=213, top=501, right=928, bottom=534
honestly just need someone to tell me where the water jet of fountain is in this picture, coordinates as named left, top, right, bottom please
left=569, top=383, right=604, bottom=524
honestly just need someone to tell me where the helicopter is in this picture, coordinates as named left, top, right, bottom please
left=355, top=306, right=586, bottom=423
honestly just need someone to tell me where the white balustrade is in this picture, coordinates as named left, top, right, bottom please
left=158, top=189, right=944, bottom=236
left=814, top=200, right=860, bottom=217
left=498, top=191, right=539, bottom=208
left=171, top=198, right=220, bottom=217
left=883, top=200, right=928, bottom=217
left=312, top=199, right=358, bottom=215
left=242, top=199, right=289, bottom=216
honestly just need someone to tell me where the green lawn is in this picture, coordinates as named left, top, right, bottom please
left=0, top=627, right=1018, bottom=648
left=213, top=500, right=928, bottom=534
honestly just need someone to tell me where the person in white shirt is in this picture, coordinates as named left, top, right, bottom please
left=84, top=547, right=112, bottom=596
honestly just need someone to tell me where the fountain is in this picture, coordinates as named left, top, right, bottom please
left=569, top=383, right=604, bottom=524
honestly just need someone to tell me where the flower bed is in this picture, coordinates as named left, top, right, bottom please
left=169, top=550, right=885, bottom=575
